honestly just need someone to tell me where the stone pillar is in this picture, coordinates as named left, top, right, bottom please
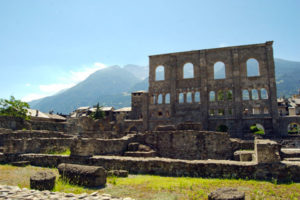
left=199, top=51, right=209, bottom=130
left=232, top=48, right=243, bottom=137
left=265, top=41, right=279, bottom=136
left=254, top=139, right=281, bottom=163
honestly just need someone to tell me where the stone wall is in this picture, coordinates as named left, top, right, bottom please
left=3, top=138, right=73, bottom=154
left=139, top=130, right=233, bottom=160
left=71, top=134, right=136, bottom=156
left=0, top=116, right=67, bottom=132
left=0, top=129, right=72, bottom=146
left=146, top=41, right=279, bottom=138
left=2, top=154, right=299, bottom=182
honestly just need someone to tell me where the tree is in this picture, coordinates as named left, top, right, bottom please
left=0, top=96, right=30, bottom=120
left=89, top=103, right=104, bottom=120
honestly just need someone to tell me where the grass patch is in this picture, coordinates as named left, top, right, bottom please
left=45, top=148, right=71, bottom=155
left=0, top=165, right=299, bottom=199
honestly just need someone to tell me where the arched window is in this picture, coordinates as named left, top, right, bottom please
left=260, top=88, right=268, bottom=99
left=214, top=61, right=226, bottom=79
left=179, top=93, right=184, bottom=103
left=194, top=91, right=200, bottom=103
left=217, top=90, right=224, bottom=101
left=247, top=58, right=259, bottom=77
left=157, top=94, right=163, bottom=104
left=183, top=62, right=194, bottom=79
left=227, top=90, right=233, bottom=100
left=242, top=90, right=249, bottom=100
left=155, top=65, right=165, bottom=81
left=252, top=89, right=259, bottom=100
left=152, top=94, right=157, bottom=104
left=165, top=93, right=170, bottom=104
left=264, top=107, right=269, bottom=114
left=209, top=91, right=215, bottom=102
left=187, top=92, right=192, bottom=103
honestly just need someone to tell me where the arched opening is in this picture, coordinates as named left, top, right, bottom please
left=209, top=109, right=215, bottom=116
left=166, top=111, right=170, bottom=118
left=260, top=88, right=268, bottom=99
left=218, top=109, right=225, bottom=116
left=158, top=111, right=163, bottom=117
left=179, top=93, right=184, bottom=103
left=209, top=91, right=215, bottom=102
left=155, top=65, right=165, bottom=81
left=287, top=123, right=300, bottom=135
left=151, top=95, right=155, bottom=104
left=157, top=94, right=163, bottom=104
left=227, top=90, right=233, bottom=100
left=214, top=61, right=226, bottom=79
left=247, top=58, right=260, bottom=77
left=250, top=123, right=265, bottom=135
left=165, top=93, right=170, bottom=104
left=252, top=106, right=260, bottom=115
left=129, top=126, right=138, bottom=133
left=242, top=90, right=250, bottom=100
left=263, top=107, right=269, bottom=114
left=187, top=92, right=192, bottom=103
left=216, top=124, right=229, bottom=132
left=217, top=90, right=224, bottom=101
left=183, top=62, right=194, bottom=79
left=252, top=89, right=259, bottom=100
left=194, top=91, right=200, bottom=103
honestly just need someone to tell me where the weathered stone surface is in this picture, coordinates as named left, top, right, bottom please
left=107, top=170, right=128, bottom=177
left=3, top=138, right=73, bottom=155
left=0, top=184, right=134, bottom=200
left=11, top=161, right=30, bottom=167
left=155, top=125, right=176, bottom=131
left=208, top=188, right=245, bottom=200
left=255, top=139, right=281, bottom=163
left=58, top=163, right=106, bottom=187
left=30, top=171, right=56, bottom=191
left=233, top=151, right=253, bottom=161
left=142, top=130, right=233, bottom=160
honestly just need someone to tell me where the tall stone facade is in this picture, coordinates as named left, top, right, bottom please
left=141, top=41, right=279, bottom=138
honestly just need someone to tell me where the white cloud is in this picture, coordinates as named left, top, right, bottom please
left=39, top=83, right=75, bottom=93
left=22, top=93, right=48, bottom=102
left=69, top=62, right=107, bottom=83
left=21, top=62, right=108, bottom=102
left=219, top=43, right=229, bottom=47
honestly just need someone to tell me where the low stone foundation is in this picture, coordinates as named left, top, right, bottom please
left=1, top=154, right=299, bottom=183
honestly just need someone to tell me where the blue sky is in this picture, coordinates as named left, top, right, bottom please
left=0, top=0, right=299, bottom=102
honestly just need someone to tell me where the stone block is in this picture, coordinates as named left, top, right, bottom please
left=30, top=171, right=56, bottom=191
left=58, top=163, right=106, bottom=187
left=11, top=161, right=30, bottom=167
left=70, top=138, right=94, bottom=157
left=208, top=188, right=245, bottom=200
left=255, top=139, right=281, bottom=163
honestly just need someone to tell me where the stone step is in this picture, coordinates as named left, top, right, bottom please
left=124, top=151, right=156, bottom=158
left=281, top=148, right=300, bottom=158
left=283, top=157, right=300, bottom=162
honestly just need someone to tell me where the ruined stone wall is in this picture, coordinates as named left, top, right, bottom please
left=2, top=154, right=299, bottom=182
left=3, top=138, right=73, bottom=154
left=0, top=129, right=72, bottom=146
left=147, top=42, right=279, bottom=138
left=138, top=130, right=233, bottom=160
left=0, top=116, right=67, bottom=132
